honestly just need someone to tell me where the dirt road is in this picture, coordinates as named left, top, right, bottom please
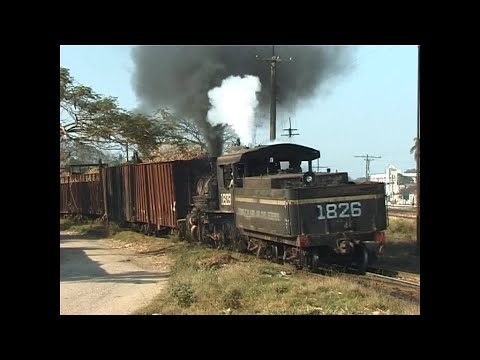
left=60, top=232, right=170, bottom=315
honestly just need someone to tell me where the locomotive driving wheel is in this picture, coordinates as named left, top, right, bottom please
left=310, top=252, right=320, bottom=273
left=353, top=244, right=369, bottom=274
left=232, top=233, right=248, bottom=252
left=271, top=245, right=279, bottom=263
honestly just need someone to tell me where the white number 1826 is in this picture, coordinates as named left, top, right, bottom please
left=317, top=202, right=362, bottom=220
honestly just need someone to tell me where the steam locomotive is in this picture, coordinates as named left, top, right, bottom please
left=180, top=142, right=387, bottom=273
left=60, top=142, right=387, bottom=273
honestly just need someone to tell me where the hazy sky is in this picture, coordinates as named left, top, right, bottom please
left=60, top=45, right=418, bottom=179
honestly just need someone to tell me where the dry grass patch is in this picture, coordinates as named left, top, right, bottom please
left=386, top=217, right=416, bottom=240
left=375, top=217, right=420, bottom=274
left=60, top=218, right=120, bottom=238
left=135, top=242, right=420, bottom=315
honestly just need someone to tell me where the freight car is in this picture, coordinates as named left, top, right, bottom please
left=102, top=158, right=211, bottom=234
left=60, top=143, right=387, bottom=273
left=60, top=158, right=211, bottom=232
left=60, top=172, right=104, bottom=218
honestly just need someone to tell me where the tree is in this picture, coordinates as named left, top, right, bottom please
left=60, top=67, right=116, bottom=144
left=398, top=173, right=414, bottom=185
left=114, top=111, right=164, bottom=158
left=151, top=108, right=239, bottom=153
left=410, top=137, right=419, bottom=161
left=60, top=67, right=164, bottom=161
left=60, top=141, right=104, bottom=166
left=61, top=67, right=239, bottom=166
left=60, top=140, right=127, bottom=171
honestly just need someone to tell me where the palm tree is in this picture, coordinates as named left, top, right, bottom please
left=410, top=137, right=419, bottom=161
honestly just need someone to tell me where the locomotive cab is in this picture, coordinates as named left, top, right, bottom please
left=216, top=143, right=320, bottom=212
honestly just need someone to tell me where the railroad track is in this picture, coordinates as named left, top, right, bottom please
left=366, top=267, right=420, bottom=286
left=309, top=265, right=420, bottom=303
left=365, top=270, right=420, bottom=288
left=128, top=221, right=421, bottom=303
left=388, top=209, right=417, bottom=219
left=389, top=213, right=416, bottom=219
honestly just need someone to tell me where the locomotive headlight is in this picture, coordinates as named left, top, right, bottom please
left=303, top=171, right=315, bottom=186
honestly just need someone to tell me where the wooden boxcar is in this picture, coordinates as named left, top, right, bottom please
left=60, top=173, right=104, bottom=216
left=102, top=158, right=212, bottom=230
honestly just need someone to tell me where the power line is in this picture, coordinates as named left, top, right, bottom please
left=281, top=117, right=299, bottom=139
left=255, top=45, right=396, bottom=143
left=355, top=154, right=381, bottom=180
left=313, top=158, right=330, bottom=172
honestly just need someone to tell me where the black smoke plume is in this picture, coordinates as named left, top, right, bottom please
left=131, top=45, right=354, bottom=156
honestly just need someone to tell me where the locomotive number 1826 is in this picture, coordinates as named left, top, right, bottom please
left=317, top=201, right=362, bottom=220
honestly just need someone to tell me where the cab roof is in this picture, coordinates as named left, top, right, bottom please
left=217, top=143, right=320, bottom=166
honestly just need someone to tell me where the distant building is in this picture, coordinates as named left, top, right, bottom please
left=369, top=165, right=417, bottom=206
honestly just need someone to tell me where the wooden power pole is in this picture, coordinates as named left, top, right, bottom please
left=257, top=46, right=292, bottom=141
left=354, top=154, right=381, bottom=181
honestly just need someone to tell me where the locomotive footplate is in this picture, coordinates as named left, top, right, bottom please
left=296, top=230, right=384, bottom=249
left=241, top=229, right=384, bottom=250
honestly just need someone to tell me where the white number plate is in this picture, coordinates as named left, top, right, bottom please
left=221, top=193, right=232, bottom=206
left=317, top=201, right=362, bottom=219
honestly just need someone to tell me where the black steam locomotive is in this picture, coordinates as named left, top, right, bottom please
left=181, top=142, right=387, bottom=273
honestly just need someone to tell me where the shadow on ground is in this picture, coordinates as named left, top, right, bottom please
left=60, top=231, right=110, bottom=242
left=60, top=233, right=102, bottom=243
left=373, top=240, right=420, bottom=274
left=60, top=236, right=170, bottom=284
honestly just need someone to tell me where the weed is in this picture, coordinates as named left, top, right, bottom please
left=386, top=218, right=416, bottom=240
left=275, top=285, right=289, bottom=294
left=170, top=282, right=196, bottom=307
left=223, top=289, right=242, bottom=309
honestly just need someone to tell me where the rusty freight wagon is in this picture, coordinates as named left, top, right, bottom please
left=60, top=173, right=104, bottom=216
left=102, top=158, right=212, bottom=233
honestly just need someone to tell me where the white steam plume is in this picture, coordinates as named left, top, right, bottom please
left=207, top=75, right=261, bottom=146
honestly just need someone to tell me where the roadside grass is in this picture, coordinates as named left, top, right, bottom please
left=385, top=217, right=416, bottom=240
left=60, top=217, right=176, bottom=258
left=376, top=217, right=419, bottom=274
left=60, top=217, right=419, bottom=315
left=110, top=230, right=176, bottom=256
left=134, top=241, right=419, bottom=315
left=60, top=217, right=121, bottom=238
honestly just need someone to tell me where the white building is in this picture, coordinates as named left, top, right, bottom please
left=369, top=165, right=417, bottom=206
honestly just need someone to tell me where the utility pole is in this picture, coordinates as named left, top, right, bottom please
left=313, top=159, right=330, bottom=172
left=355, top=154, right=381, bottom=181
left=281, top=117, right=299, bottom=139
left=257, top=45, right=292, bottom=141
left=416, top=45, right=420, bottom=256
